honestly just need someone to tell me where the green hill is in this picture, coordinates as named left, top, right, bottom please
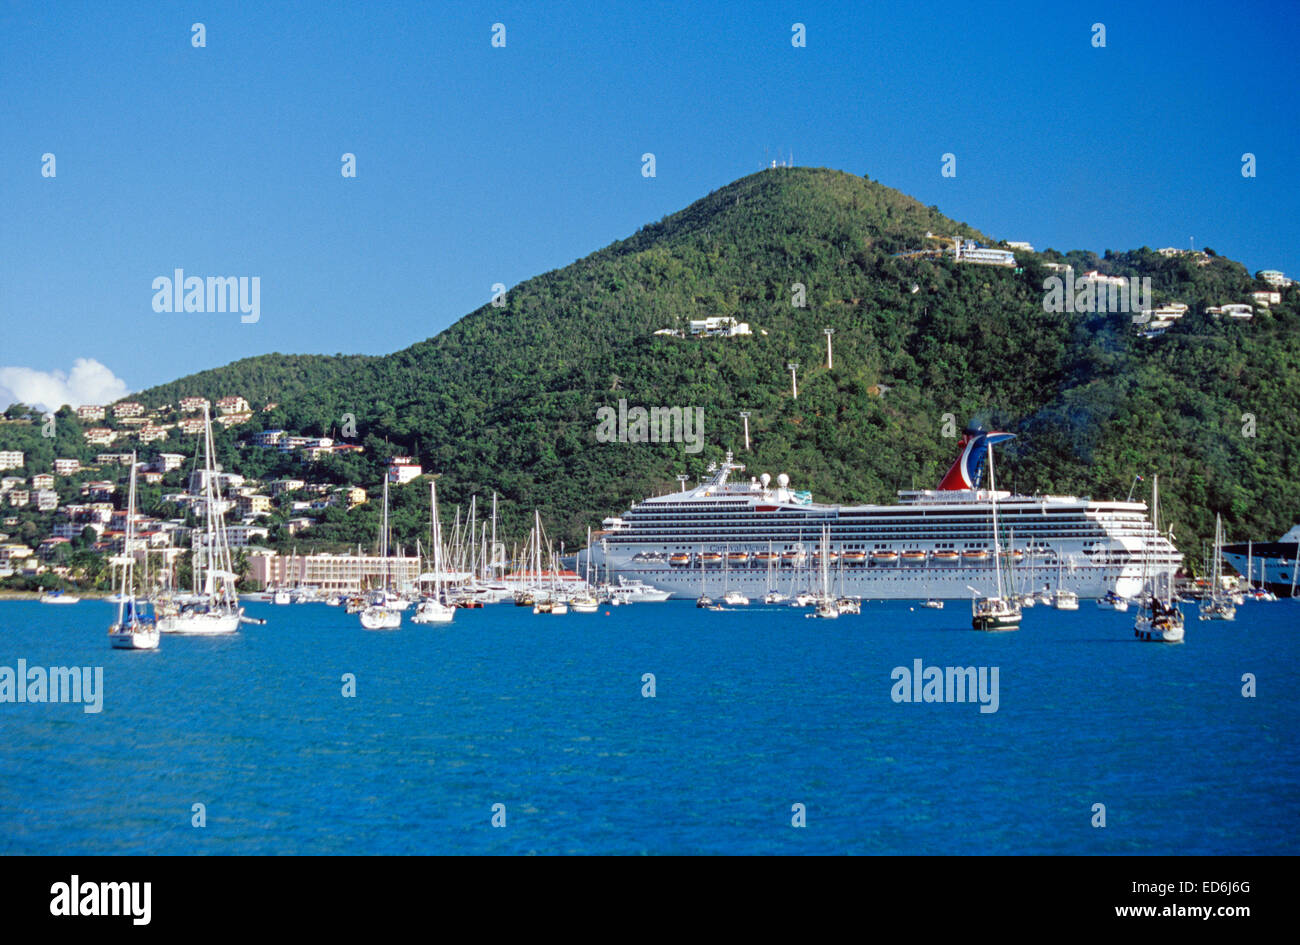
left=31, top=167, right=1300, bottom=568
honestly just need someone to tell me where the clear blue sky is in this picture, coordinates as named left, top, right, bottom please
left=2, top=0, right=1297, bottom=405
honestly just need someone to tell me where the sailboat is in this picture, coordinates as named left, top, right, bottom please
left=971, top=442, right=1022, bottom=632
left=813, top=527, right=839, bottom=619
left=762, top=540, right=788, bottom=604
left=695, top=545, right=714, bottom=608
left=1244, top=541, right=1277, bottom=602
left=721, top=544, right=750, bottom=606
left=108, top=456, right=159, bottom=650
left=1052, top=557, right=1079, bottom=610
left=1199, top=514, right=1236, bottom=621
left=1134, top=476, right=1185, bottom=642
left=157, top=405, right=242, bottom=634
left=360, top=477, right=402, bottom=629
left=412, top=480, right=455, bottom=625
left=569, top=526, right=600, bottom=613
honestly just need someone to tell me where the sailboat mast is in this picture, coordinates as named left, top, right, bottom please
left=987, top=443, right=1004, bottom=597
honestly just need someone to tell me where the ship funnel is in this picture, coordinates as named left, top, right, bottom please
left=937, top=431, right=1016, bottom=491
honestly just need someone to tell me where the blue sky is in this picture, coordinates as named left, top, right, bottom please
left=2, top=0, right=1297, bottom=406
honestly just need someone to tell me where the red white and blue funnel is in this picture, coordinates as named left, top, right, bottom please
left=937, top=430, right=1016, bottom=490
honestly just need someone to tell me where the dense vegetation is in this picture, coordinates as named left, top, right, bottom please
left=8, top=168, right=1298, bottom=572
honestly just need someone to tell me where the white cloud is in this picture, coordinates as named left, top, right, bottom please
left=0, top=359, right=132, bottom=413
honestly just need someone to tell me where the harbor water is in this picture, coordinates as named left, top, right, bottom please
left=2, top=598, right=1297, bottom=854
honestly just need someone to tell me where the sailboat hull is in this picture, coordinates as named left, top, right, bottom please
left=158, top=611, right=241, bottom=635
left=109, top=625, right=160, bottom=649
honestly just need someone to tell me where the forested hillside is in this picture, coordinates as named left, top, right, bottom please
left=20, top=167, right=1300, bottom=568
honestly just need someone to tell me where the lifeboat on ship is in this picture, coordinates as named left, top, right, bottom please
left=901, top=550, right=927, bottom=564
left=669, top=553, right=692, bottom=567
left=962, top=549, right=990, bottom=562
left=726, top=551, right=749, bottom=564
left=700, top=552, right=722, bottom=566
left=841, top=551, right=867, bottom=565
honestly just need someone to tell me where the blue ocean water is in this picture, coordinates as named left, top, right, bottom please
left=1, top=597, right=1296, bottom=855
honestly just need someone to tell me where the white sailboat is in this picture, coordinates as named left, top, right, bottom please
left=1052, top=557, right=1079, bottom=610
left=412, top=480, right=455, bottom=625
left=157, top=405, right=242, bottom=634
left=722, top=545, right=750, bottom=606
left=1135, top=476, right=1185, bottom=642
left=813, top=527, right=839, bottom=619
left=762, top=540, right=788, bottom=604
left=108, top=456, right=159, bottom=650
left=361, top=477, right=403, bottom=630
left=971, top=443, right=1022, bottom=632
left=1199, top=514, right=1236, bottom=621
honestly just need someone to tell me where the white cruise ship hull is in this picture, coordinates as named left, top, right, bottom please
left=585, top=557, right=1157, bottom=601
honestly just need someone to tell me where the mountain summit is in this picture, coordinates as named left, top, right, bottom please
left=132, top=167, right=1299, bottom=557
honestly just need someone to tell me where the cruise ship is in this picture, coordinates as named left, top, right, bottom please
left=1223, top=524, right=1300, bottom=598
left=582, top=430, right=1182, bottom=600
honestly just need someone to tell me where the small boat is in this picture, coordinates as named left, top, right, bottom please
left=1134, top=477, right=1185, bottom=643
left=841, top=551, right=868, bottom=565
left=1018, top=593, right=1036, bottom=608
left=972, top=596, right=1022, bottom=631
left=763, top=590, right=789, bottom=604
left=933, top=551, right=959, bottom=562
left=411, top=598, right=455, bottom=624
left=610, top=577, right=672, bottom=602
left=360, top=602, right=402, bottom=629
left=40, top=590, right=80, bottom=604
left=107, top=458, right=160, bottom=651
left=971, top=443, right=1021, bottom=632
left=790, top=592, right=817, bottom=607
left=900, top=551, right=926, bottom=563
left=361, top=479, right=402, bottom=630
left=962, top=549, right=990, bottom=561
left=835, top=597, right=861, bottom=615
left=921, top=598, right=944, bottom=609
left=1097, top=590, right=1128, bottom=612
left=668, top=553, right=692, bottom=567
left=753, top=552, right=779, bottom=564
left=812, top=528, right=840, bottom=618
left=722, top=590, right=750, bottom=606
left=551, top=599, right=569, bottom=615
left=570, top=594, right=599, bottom=613
left=1053, top=589, right=1080, bottom=610
left=1199, top=514, right=1237, bottom=621
left=272, top=588, right=292, bottom=605
left=814, top=598, right=840, bottom=619
left=695, top=595, right=713, bottom=608
left=699, top=552, right=722, bottom=564
left=726, top=551, right=749, bottom=564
